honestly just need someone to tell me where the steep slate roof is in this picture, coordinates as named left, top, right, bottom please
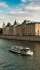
left=6, top=22, right=11, bottom=27
left=4, top=20, right=40, bottom=28
left=13, top=20, right=20, bottom=27
left=19, top=20, right=31, bottom=26
left=13, top=20, right=17, bottom=25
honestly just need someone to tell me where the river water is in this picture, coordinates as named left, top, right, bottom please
left=0, top=39, right=40, bottom=70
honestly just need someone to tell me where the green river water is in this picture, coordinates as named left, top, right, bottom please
left=0, top=39, right=40, bottom=70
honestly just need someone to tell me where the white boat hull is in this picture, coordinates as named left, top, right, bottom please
left=9, top=46, right=33, bottom=56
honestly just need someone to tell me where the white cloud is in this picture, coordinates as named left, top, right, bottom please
left=9, top=8, right=24, bottom=14
left=21, top=0, right=26, bottom=3
left=8, top=5, right=40, bottom=23
left=0, top=0, right=40, bottom=27
left=25, top=6, right=40, bottom=10
left=0, top=2, right=8, bottom=8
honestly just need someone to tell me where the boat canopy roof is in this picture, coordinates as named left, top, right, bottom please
left=25, top=47, right=30, bottom=50
left=11, top=46, right=30, bottom=50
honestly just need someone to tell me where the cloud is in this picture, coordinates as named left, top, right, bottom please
left=9, top=8, right=25, bottom=14
left=21, top=0, right=26, bottom=3
left=0, top=0, right=40, bottom=23
left=8, top=4, right=40, bottom=22
left=5, top=0, right=40, bottom=22
left=9, top=9, right=17, bottom=14
left=0, top=2, right=8, bottom=8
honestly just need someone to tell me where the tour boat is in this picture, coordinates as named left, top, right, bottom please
left=9, top=46, right=33, bottom=56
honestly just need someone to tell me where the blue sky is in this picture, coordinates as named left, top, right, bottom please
left=0, top=0, right=40, bottom=14
left=0, top=0, right=32, bottom=13
left=0, top=0, right=40, bottom=27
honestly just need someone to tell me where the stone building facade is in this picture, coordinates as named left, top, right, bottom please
left=2, top=20, right=40, bottom=36
left=35, top=23, right=40, bottom=35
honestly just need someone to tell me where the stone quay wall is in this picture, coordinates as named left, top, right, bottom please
left=0, top=35, right=40, bottom=41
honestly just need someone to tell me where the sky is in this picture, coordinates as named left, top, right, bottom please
left=0, top=0, right=40, bottom=27
left=0, top=0, right=39, bottom=14
left=0, top=0, right=32, bottom=13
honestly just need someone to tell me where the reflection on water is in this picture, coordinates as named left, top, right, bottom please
left=0, top=39, right=40, bottom=70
